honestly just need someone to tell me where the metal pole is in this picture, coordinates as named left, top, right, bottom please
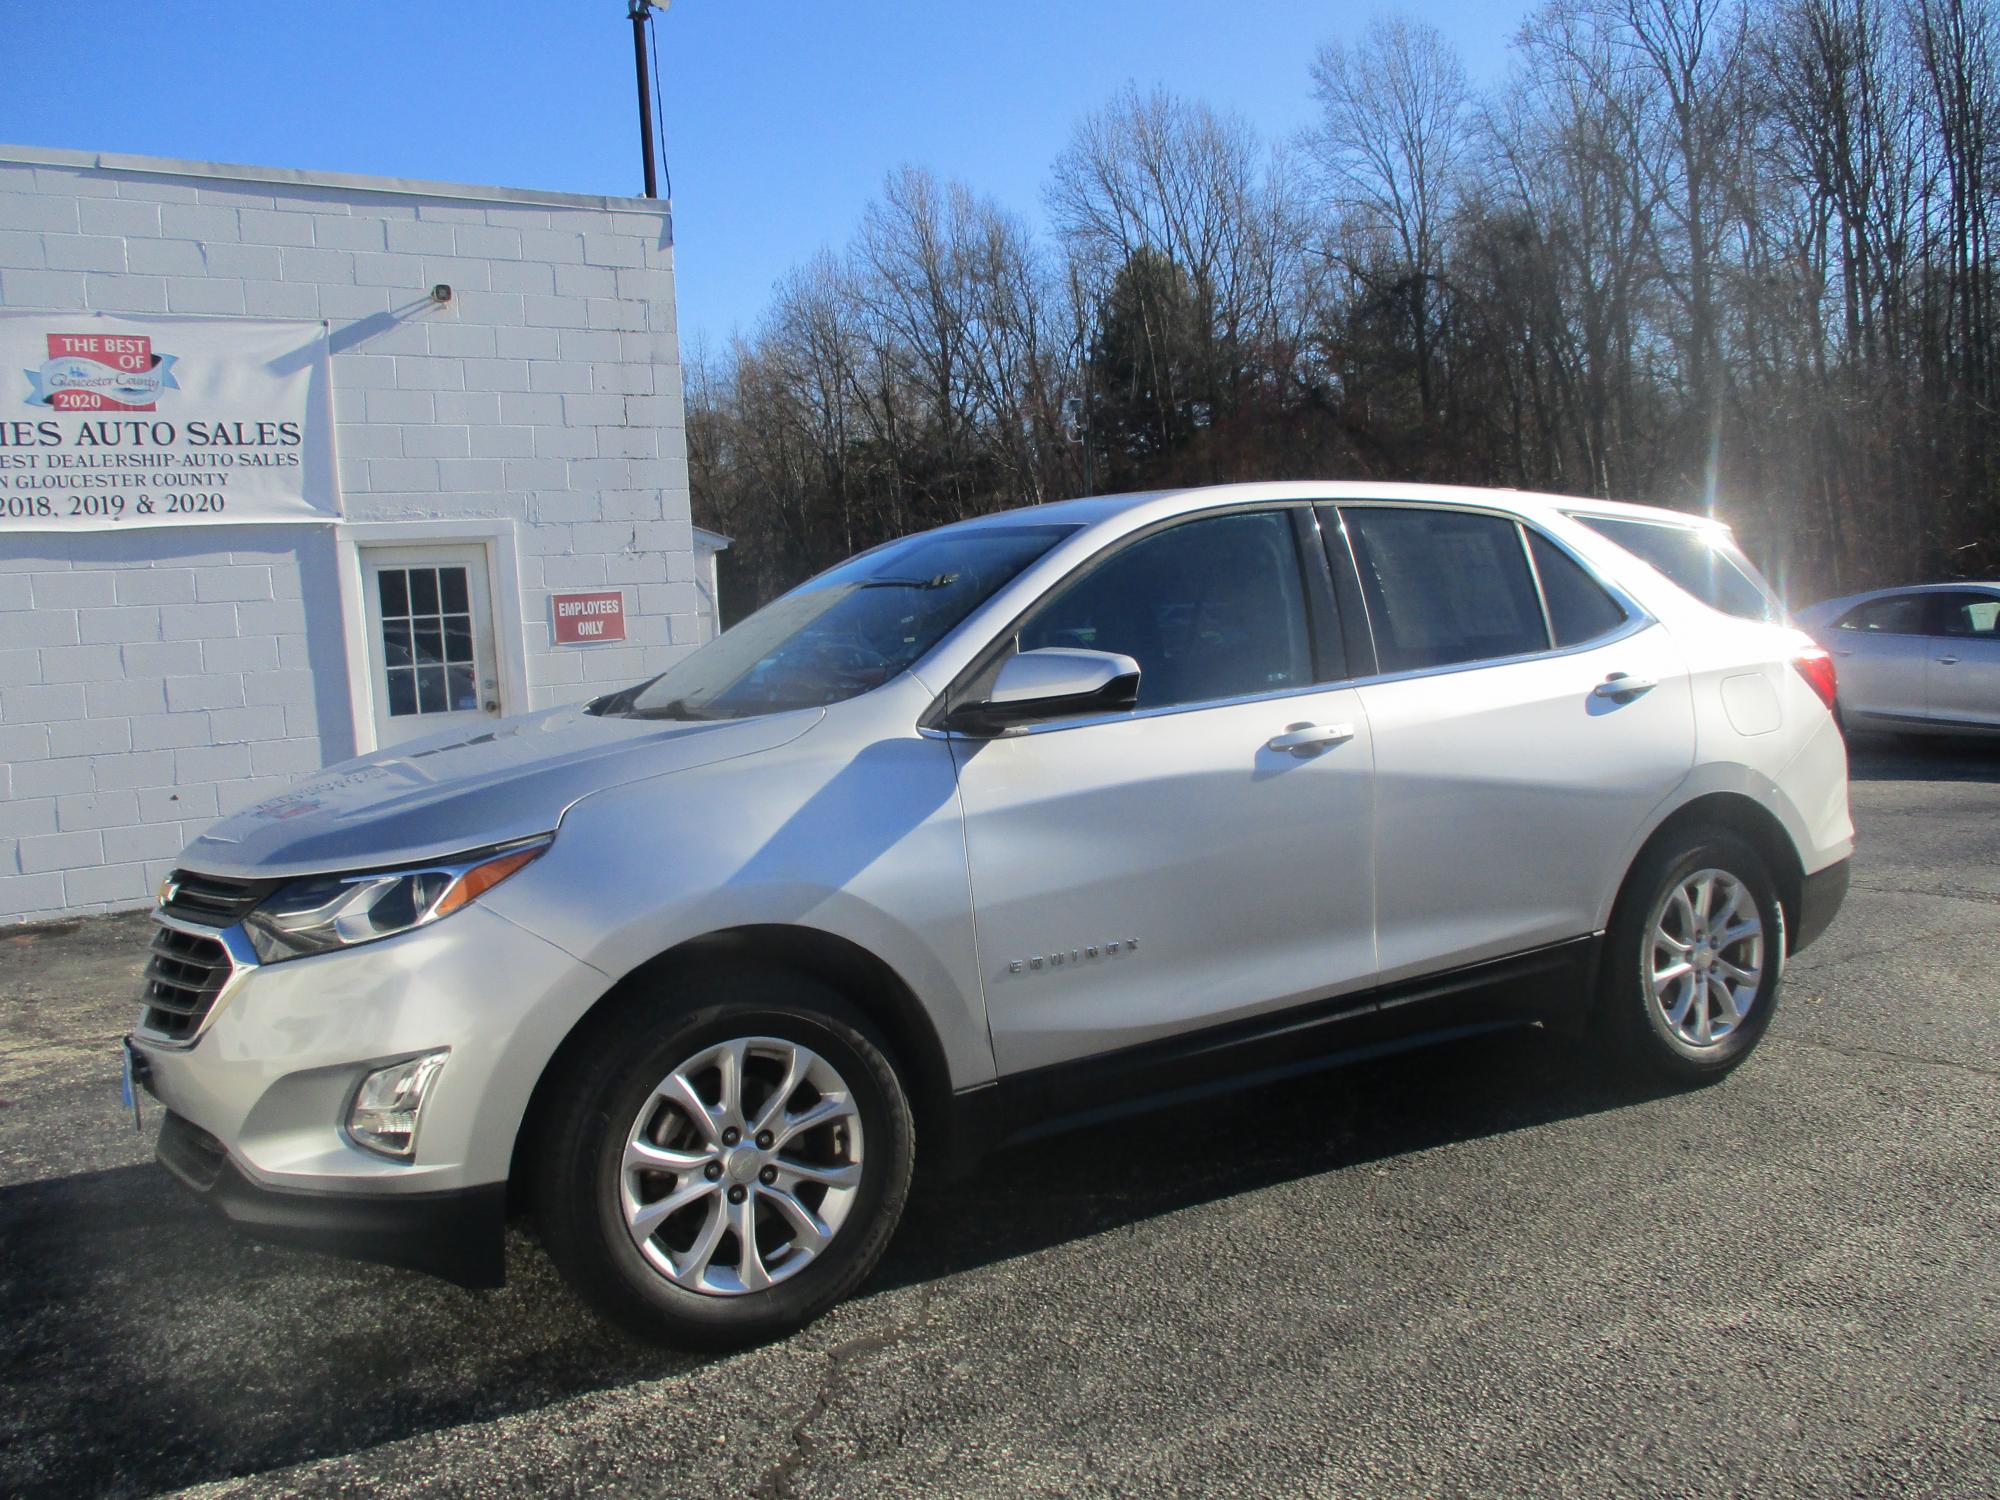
left=629, top=1, right=658, bottom=199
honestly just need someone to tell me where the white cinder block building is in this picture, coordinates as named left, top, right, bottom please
left=0, top=145, right=724, bottom=924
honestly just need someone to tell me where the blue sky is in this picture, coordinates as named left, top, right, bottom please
left=5, top=1, right=1528, bottom=349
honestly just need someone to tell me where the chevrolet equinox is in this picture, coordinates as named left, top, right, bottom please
left=126, top=482, right=1853, bottom=1347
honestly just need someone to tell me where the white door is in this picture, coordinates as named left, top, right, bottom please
left=360, top=544, right=505, bottom=748
left=1336, top=506, right=1697, bottom=982
left=951, top=509, right=1378, bottom=1076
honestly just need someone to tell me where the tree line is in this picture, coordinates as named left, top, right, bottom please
left=688, top=0, right=2000, bottom=618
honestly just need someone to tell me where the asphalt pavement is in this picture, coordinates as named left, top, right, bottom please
left=2, top=738, right=1996, bottom=1498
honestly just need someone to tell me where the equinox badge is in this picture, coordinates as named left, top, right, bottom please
left=1007, top=938, right=1139, bottom=975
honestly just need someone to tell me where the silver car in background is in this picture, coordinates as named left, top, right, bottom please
left=126, top=482, right=1853, bottom=1348
left=1796, top=583, right=2000, bottom=736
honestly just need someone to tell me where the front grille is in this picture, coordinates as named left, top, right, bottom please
left=140, top=924, right=236, bottom=1041
left=160, top=869, right=279, bottom=926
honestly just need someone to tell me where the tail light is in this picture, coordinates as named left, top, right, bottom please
left=1792, top=646, right=1838, bottom=712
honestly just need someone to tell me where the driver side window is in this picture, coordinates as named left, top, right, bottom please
left=1017, top=511, right=1314, bottom=711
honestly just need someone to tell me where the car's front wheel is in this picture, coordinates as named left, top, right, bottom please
left=1596, top=828, right=1786, bottom=1084
left=533, top=971, right=914, bottom=1348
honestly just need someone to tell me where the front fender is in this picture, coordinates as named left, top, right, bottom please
left=480, top=697, right=991, bottom=1090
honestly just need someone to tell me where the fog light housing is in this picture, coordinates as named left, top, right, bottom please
left=346, top=1050, right=449, bottom=1160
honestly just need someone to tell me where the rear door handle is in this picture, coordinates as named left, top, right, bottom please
left=1593, top=672, right=1657, bottom=699
left=1832, top=648, right=1855, bottom=657
left=1936, top=655, right=1960, bottom=665
left=1266, top=722, right=1355, bottom=754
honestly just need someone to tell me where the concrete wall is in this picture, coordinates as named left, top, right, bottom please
left=0, top=146, right=705, bottom=923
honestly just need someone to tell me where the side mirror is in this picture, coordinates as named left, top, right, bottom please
left=944, top=648, right=1141, bottom=736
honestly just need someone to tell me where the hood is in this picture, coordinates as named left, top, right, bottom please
left=177, top=703, right=824, bottom=881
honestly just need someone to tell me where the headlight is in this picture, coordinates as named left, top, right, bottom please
left=244, top=839, right=548, bottom=963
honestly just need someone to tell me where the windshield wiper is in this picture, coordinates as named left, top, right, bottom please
left=585, top=683, right=644, bottom=717
left=859, top=573, right=960, bottom=590
left=632, top=696, right=721, bottom=722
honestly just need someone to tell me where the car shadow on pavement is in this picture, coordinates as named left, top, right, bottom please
left=1845, top=734, right=2000, bottom=782
left=0, top=1026, right=1663, bottom=1498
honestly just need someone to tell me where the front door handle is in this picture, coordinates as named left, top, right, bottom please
left=1266, top=722, right=1355, bottom=755
left=1593, top=672, right=1657, bottom=700
left=1936, top=655, right=1961, bottom=665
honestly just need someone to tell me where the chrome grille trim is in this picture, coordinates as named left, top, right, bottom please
left=159, top=869, right=281, bottom=927
left=135, top=912, right=260, bottom=1049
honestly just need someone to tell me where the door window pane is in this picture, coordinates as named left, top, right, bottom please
left=1018, top=511, right=1314, bottom=710
left=1837, top=596, right=1928, bottom=635
left=1529, top=532, right=1631, bottom=646
left=1932, top=593, right=2000, bottom=637
left=417, top=665, right=447, bottom=713
left=377, top=565, right=476, bottom=718
left=385, top=668, right=417, bottom=717
left=1344, top=509, right=1550, bottom=672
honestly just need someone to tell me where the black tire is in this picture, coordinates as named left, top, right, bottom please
left=532, top=968, right=915, bottom=1349
left=1594, top=828, right=1786, bottom=1086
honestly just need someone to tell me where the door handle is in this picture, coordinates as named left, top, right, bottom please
left=1936, top=655, right=1960, bottom=665
left=1593, top=672, right=1657, bottom=699
left=1832, top=648, right=1855, bottom=657
left=1266, top=722, right=1355, bottom=755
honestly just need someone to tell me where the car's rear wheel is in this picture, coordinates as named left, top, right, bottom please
left=533, top=970, right=914, bottom=1348
left=1596, top=829, right=1785, bottom=1084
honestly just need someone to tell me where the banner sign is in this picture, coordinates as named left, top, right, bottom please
left=552, top=590, right=628, bottom=644
left=0, top=312, right=339, bottom=532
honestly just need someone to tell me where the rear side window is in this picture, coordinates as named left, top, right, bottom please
left=1571, top=515, right=1781, bottom=623
left=1837, top=595, right=1929, bottom=635
left=1932, top=592, right=2000, bottom=637
left=1343, top=508, right=1549, bottom=672
left=1528, top=532, right=1630, bottom=646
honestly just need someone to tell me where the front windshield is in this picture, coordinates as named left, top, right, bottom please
left=604, top=523, right=1075, bottom=720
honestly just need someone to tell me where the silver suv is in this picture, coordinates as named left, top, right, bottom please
left=127, top=483, right=1853, bottom=1346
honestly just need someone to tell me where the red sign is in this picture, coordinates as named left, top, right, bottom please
left=552, top=590, right=627, bottom=645
left=30, top=332, right=179, bottom=412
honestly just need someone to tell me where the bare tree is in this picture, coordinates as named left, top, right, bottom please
left=1305, top=17, right=1474, bottom=419
left=687, top=3, right=2000, bottom=622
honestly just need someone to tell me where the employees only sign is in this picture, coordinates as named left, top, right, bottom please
left=552, top=590, right=627, bottom=644
left=0, top=312, right=338, bottom=532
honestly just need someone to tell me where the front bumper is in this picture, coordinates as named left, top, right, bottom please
left=126, top=900, right=612, bottom=1283
left=155, top=1109, right=507, bottom=1287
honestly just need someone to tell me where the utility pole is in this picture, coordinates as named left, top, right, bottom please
left=628, top=0, right=662, bottom=198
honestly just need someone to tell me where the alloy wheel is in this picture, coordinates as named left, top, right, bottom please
left=1647, top=868, right=1765, bottom=1048
left=619, top=1036, right=864, bottom=1295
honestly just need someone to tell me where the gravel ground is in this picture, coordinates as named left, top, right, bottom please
left=2, top=738, right=1996, bottom=1499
